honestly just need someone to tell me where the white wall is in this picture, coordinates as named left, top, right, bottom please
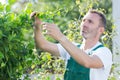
left=112, top=0, right=120, bottom=80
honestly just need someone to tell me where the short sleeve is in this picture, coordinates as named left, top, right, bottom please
left=57, top=44, right=70, bottom=61
left=92, top=47, right=113, bottom=69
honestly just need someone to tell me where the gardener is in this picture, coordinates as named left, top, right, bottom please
left=31, top=9, right=112, bottom=80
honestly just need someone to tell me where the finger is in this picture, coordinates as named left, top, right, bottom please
left=42, top=25, right=47, bottom=30
left=42, top=22, right=49, bottom=30
left=42, top=24, right=47, bottom=33
left=42, top=28, right=48, bottom=35
left=30, top=12, right=37, bottom=19
left=41, top=22, right=48, bottom=26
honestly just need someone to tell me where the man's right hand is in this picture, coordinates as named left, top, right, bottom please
left=30, top=12, right=60, bottom=57
left=30, top=12, right=42, bottom=29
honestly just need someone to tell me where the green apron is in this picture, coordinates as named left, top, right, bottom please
left=64, top=44, right=104, bottom=80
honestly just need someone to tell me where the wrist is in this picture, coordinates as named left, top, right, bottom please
left=59, top=36, right=67, bottom=43
left=33, top=18, right=42, bottom=28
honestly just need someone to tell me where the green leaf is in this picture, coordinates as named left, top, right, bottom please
left=4, top=4, right=11, bottom=12
left=0, top=30, right=2, bottom=38
left=31, top=64, right=36, bottom=69
left=0, top=51, right=4, bottom=59
left=1, top=62, right=6, bottom=68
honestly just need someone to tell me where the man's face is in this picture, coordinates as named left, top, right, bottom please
left=80, top=12, right=101, bottom=39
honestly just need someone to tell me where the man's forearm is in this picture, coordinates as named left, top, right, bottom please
left=34, top=27, right=45, bottom=50
left=58, top=36, right=92, bottom=68
left=34, top=27, right=60, bottom=56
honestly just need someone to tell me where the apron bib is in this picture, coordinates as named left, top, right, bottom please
left=64, top=44, right=103, bottom=80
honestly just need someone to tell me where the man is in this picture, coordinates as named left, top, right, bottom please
left=31, top=9, right=112, bottom=80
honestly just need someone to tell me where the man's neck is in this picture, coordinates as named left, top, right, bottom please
left=82, top=38, right=99, bottom=50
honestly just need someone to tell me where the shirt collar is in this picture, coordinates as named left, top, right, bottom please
left=80, top=41, right=102, bottom=54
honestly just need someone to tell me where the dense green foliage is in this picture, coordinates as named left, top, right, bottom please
left=0, top=0, right=115, bottom=80
left=0, top=4, right=33, bottom=79
left=0, top=3, right=65, bottom=79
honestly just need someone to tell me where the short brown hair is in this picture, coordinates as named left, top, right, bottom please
left=88, top=9, right=106, bottom=29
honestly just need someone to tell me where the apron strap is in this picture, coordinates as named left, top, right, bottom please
left=92, top=44, right=104, bottom=51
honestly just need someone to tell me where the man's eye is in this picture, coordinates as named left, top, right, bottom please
left=82, top=19, right=85, bottom=22
left=88, top=20, right=92, bottom=23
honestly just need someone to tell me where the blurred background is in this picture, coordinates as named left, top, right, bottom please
left=0, top=0, right=120, bottom=80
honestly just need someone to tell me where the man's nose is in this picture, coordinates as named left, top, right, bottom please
left=82, top=21, right=88, bottom=28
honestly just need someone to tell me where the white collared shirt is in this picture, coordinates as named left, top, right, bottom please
left=57, top=42, right=112, bottom=80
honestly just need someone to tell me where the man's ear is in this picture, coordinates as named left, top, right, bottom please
left=99, top=27, right=104, bottom=33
